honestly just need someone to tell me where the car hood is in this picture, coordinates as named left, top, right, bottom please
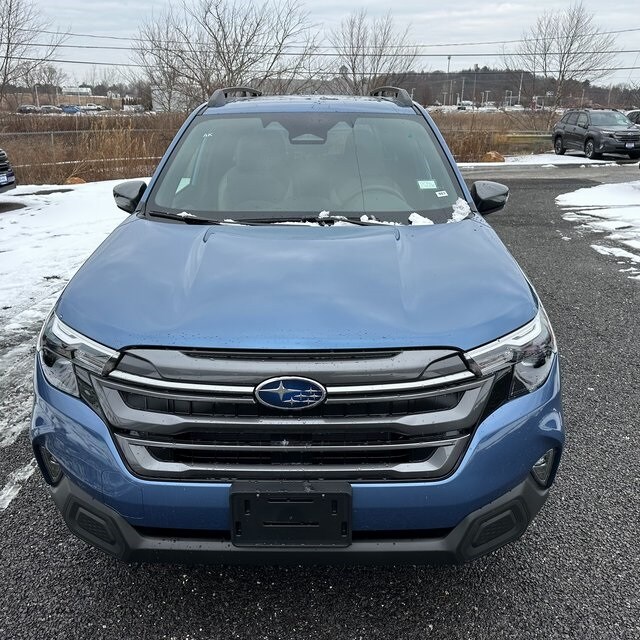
left=57, top=216, right=538, bottom=352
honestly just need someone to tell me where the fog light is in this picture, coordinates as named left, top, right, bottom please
left=531, top=449, right=555, bottom=487
left=38, top=446, right=63, bottom=485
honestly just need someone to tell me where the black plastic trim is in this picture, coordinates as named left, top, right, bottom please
left=49, top=474, right=549, bottom=565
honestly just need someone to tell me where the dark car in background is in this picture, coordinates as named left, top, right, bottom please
left=16, top=104, right=40, bottom=114
left=0, top=148, right=16, bottom=192
left=626, top=110, right=640, bottom=126
left=40, top=105, right=63, bottom=114
left=553, top=109, right=640, bottom=159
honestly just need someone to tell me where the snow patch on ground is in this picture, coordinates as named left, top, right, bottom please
left=556, top=181, right=640, bottom=280
left=460, top=153, right=624, bottom=168
left=0, top=459, right=37, bottom=511
left=0, top=180, right=129, bottom=333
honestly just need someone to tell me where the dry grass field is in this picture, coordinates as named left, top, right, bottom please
left=0, top=110, right=552, bottom=184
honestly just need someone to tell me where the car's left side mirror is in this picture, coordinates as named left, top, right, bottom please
left=470, top=180, right=509, bottom=215
left=113, top=180, right=147, bottom=214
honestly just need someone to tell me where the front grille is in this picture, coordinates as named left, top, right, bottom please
left=93, top=348, right=502, bottom=482
left=614, top=132, right=640, bottom=141
left=120, top=389, right=463, bottom=418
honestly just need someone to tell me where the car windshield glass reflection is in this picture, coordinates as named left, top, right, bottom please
left=150, top=113, right=464, bottom=224
left=590, top=112, right=632, bottom=126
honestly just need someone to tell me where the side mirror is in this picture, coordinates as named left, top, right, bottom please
left=470, top=181, right=509, bottom=215
left=113, top=180, right=147, bottom=213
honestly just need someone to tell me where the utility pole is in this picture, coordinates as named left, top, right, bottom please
left=447, top=56, right=451, bottom=106
left=473, top=64, right=479, bottom=106
left=517, top=70, right=524, bottom=105
left=461, top=77, right=465, bottom=103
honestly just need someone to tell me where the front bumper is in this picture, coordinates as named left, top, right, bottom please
left=0, top=171, right=15, bottom=192
left=32, top=358, right=564, bottom=564
left=50, top=471, right=549, bottom=564
left=597, top=139, right=640, bottom=153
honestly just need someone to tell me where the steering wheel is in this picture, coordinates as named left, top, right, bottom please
left=342, top=185, right=409, bottom=210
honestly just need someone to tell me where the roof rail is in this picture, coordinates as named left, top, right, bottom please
left=208, top=86, right=262, bottom=108
left=368, top=86, right=413, bottom=107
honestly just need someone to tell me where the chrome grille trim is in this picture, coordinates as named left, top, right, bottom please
left=108, top=370, right=254, bottom=394
left=108, top=369, right=476, bottom=395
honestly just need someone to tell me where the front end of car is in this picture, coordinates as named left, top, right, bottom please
left=32, top=303, right=563, bottom=564
left=30, top=91, right=564, bottom=564
left=0, top=148, right=16, bottom=192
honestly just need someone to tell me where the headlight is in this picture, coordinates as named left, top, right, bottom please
left=37, top=311, right=119, bottom=398
left=465, top=307, right=556, bottom=397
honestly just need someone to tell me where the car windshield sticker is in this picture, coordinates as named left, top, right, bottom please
left=436, top=190, right=448, bottom=198
left=417, top=180, right=437, bottom=190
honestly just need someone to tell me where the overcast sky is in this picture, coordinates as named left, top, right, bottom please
left=39, top=0, right=640, bottom=86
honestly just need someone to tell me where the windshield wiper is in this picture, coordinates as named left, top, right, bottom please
left=147, top=210, right=223, bottom=225
left=238, top=214, right=390, bottom=226
left=147, top=211, right=396, bottom=227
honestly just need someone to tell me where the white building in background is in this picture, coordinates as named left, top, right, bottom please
left=151, top=87, right=193, bottom=112
left=61, top=86, right=92, bottom=96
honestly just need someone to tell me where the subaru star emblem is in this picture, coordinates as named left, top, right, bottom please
left=255, top=377, right=327, bottom=411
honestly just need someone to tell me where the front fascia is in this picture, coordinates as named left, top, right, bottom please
left=32, top=357, right=563, bottom=531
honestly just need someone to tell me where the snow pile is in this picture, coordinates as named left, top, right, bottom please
left=408, top=212, right=434, bottom=225
left=0, top=180, right=130, bottom=333
left=450, top=198, right=471, bottom=222
left=556, top=180, right=640, bottom=280
left=460, top=153, right=619, bottom=168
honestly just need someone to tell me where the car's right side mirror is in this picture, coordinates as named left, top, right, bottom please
left=470, top=181, right=509, bottom=215
left=113, top=180, right=147, bottom=213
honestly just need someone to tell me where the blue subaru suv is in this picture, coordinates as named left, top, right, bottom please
left=31, top=87, right=563, bottom=564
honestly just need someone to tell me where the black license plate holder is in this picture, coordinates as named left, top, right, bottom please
left=230, top=481, right=352, bottom=547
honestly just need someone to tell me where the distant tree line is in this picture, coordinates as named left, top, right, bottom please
left=1, top=0, right=639, bottom=115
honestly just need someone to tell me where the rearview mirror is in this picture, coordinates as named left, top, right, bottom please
left=470, top=181, right=509, bottom=215
left=113, top=180, right=147, bottom=213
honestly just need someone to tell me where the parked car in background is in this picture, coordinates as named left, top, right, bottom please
left=0, top=148, right=16, bottom=192
left=16, top=104, right=40, bottom=114
left=40, top=105, right=63, bottom=114
left=626, top=110, right=640, bottom=126
left=32, top=86, right=564, bottom=565
left=553, top=108, right=640, bottom=159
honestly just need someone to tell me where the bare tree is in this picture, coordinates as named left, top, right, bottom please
left=328, top=10, right=418, bottom=95
left=505, top=1, right=616, bottom=120
left=133, top=0, right=322, bottom=111
left=24, top=63, right=67, bottom=104
left=0, top=0, right=66, bottom=104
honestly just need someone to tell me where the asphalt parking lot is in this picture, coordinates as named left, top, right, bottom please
left=0, top=165, right=638, bottom=640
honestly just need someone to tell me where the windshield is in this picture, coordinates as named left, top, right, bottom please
left=149, top=112, right=465, bottom=224
left=590, top=111, right=632, bottom=126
